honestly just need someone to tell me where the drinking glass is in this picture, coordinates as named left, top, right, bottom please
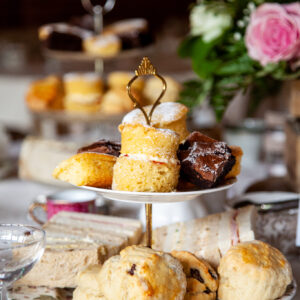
left=0, top=224, right=45, bottom=300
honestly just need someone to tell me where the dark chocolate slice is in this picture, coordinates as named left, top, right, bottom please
left=78, top=139, right=121, bottom=157
left=178, top=132, right=235, bottom=189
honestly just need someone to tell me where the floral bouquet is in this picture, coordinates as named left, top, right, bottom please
left=179, top=0, right=300, bottom=120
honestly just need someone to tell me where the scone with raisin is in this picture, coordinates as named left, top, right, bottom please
left=171, top=251, right=218, bottom=300
left=99, top=245, right=187, bottom=300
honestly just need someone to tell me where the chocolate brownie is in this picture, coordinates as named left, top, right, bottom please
left=177, top=132, right=235, bottom=189
left=78, top=140, right=121, bottom=157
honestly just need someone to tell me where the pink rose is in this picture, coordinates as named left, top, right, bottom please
left=245, top=3, right=300, bottom=66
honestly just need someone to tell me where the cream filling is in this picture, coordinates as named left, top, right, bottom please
left=65, top=93, right=101, bottom=104
left=120, top=153, right=179, bottom=165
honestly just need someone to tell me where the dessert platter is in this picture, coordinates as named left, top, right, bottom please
left=13, top=58, right=297, bottom=299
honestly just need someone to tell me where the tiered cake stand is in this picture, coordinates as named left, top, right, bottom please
left=74, top=57, right=297, bottom=299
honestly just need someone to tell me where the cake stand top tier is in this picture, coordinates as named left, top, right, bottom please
left=79, top=178, right=236, bottom=204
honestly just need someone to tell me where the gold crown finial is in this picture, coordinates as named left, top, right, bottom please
left=135, top=57, right=157, bottom=76
left=127, top=57, right=167, bottom=126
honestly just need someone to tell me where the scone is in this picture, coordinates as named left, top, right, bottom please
left=122, top=102, right=189, bottom=142
left=83, top=34, right=121, bottom=57
left=171, top=251, right=218, bottom=300
left=73, top=265, right=105, bottom=300
left=143, top=76, right=182, bottom=103
left=112, top=124, right=180, bottom=192
left=99, top=245, right=187, bottom=300
left=63, top=72, right=104, bottom=113
left=73, top=288, right=105, bottom=300
left=53, top=152, right=116, bottom=187
left=218, top=240, right=293, bottom=300
left=26, top=76, right=64, bottom=111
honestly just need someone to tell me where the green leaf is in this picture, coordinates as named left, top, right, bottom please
left=178, top=36, right=199, bottom=58
left=216, top=54, right=255, bottom=75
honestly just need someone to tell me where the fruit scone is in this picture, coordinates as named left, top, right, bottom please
left=112, top=123, right=181, bottom=192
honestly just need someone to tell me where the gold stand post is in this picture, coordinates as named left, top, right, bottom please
left=145, top=203, right=152, bottom=248
left=127, top=57, right=167, bottom=249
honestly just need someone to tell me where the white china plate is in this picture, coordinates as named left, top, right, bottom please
left=280, top=280, right=297, bottom=300
left=79, top=178, right=236, bottom=204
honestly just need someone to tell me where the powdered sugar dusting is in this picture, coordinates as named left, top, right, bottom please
left=122, top=102, right=187, bottom=125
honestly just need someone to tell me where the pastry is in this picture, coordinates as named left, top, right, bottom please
left=152, top=206, right=256, bottom=268
left=225, top=145, right=243, bottom=179
left=63, top=72, right=104, bottom=113
left=100, top=89, right=143, bottom=115
left=39, top=23, right=92, bottom=51
left=178, top=132, right=236, bottom=188
left=171, top=251, right=218, bottom=300
left=25, top=75, right=64, bottom=111
left=218, top=240, right=293, bottom=300
left=73, top=288, right=105, bottom=300
left=143, top=76, right=182, bottom=103
left=122, top=102, right=189, bottom=142
left=112, top=123, right=180, bottom=192
left=99, top=245, right=186, bottom=300
left=107, top=71, right=144, bottom=92
left=75, top=265, right=102, bottom=292
left=73, top=265, right=105, bottom=300
left=53, top=152, right=116, bottom=187
left=77, top=139, right=121, bottom=157
left=83, top=34, right=121, bottom=57
left=103, top=18, right=152, bottom=50
left=16, top=211, right=142, bottom=288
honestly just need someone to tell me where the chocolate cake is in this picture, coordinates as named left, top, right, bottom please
left=39, top=23, right=93, bottom=52
left=77, top=139, right=121, bottom=157
left=103, top=19, right=152, bottom=50
left=177, top=132, right=235, bottom=189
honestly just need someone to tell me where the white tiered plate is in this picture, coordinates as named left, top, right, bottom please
left=79, top=178, right=236, bottom=203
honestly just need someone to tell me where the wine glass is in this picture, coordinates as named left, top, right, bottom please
left=0, top=224, right=45, bottom=300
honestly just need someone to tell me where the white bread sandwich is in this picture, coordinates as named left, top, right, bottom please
left=16, top=211, right=142, bottom=288
left=152, top=206, right=256, bottom=268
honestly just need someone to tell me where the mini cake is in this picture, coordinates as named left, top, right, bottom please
left=122, top=102, right=189, bottom=142
left=99, top=245, right=186, bottom=300
left=63, top=73, right=104, bottom=113
left=225, top=145, right=243, bottom=179
left=218, top=241, right=293, bottom=300
left=83, top=34, right=121, bottom=57
left=107, top=71, right=144, bottom=92
left=39, top=23, right=92, bottom=51
left=113, top=123, right=180, bottom=192
left=26, top=75, right=64, bottom=111
left=143, top=76, right=182, bottom=103
left=103, top=18, right=152, bottom=50
left=171, top=251, right=218, bottom=300
left=178, top=132, right=236, bottom=188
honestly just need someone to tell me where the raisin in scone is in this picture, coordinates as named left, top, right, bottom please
left=171, top=251, right=218, bottom=300
left=99, top=245, right=187, bottom=300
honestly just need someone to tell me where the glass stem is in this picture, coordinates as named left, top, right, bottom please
left=0, top=282, right=8, bottom=300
